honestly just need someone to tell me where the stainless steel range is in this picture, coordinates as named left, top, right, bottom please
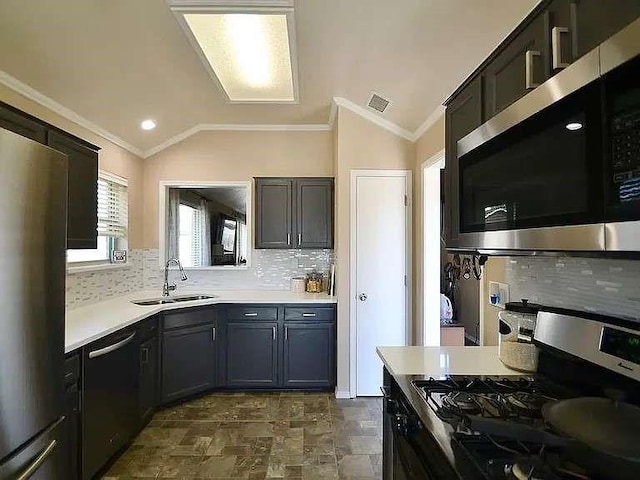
left=382, top=309, right=640, bottom=480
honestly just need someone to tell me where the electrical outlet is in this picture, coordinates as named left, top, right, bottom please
left=488, top=281, right=510, bottom=308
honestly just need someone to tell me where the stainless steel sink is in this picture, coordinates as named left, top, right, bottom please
left=131, top=294, right=217, bottom=306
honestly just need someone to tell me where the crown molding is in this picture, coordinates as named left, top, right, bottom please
left=0, top=69, right=145, bottom=157
left=412, top=105, right=445, bottom=141
left=143, top=123, right=332, bottom=158
left=332, top=96, right=414, bottom=141
left=328, top=101, right=338, bottom=129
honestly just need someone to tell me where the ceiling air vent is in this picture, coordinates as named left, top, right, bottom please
left=367, top=92, right=391, bottom=114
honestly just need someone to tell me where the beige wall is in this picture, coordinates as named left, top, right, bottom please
left=334, top=107, right=414, bottom=394
left=482, top=256, right=507, bottom=346
left=142, top=129, right=334, bottom=248
left=0, top=84, right=145, bottom=248
left=412, top=116, right=445, bottom=345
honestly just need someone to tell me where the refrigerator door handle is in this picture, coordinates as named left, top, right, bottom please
left=16, top=439, right=57, bottom=480
left=88, top=332, right=136, bottom=359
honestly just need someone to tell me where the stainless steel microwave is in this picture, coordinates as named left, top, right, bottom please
left=449, top=18, right=640, bottom=254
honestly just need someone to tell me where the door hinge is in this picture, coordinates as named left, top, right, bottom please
left=404, top=195, right=408, bottom=206
left=404, top=275, right=407, bottom=287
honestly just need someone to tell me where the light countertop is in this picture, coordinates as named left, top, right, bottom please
left=376, top=346, right=521, bottom=377
left=66, top=289, right=336, bottom=353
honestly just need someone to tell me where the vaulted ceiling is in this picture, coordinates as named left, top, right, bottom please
left=0, top=0, right=538, bottom=154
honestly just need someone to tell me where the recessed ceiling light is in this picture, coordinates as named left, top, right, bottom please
left=168, top=1, right=298, bottom=103
left=141, top=119, right=157, bottom=131
left=566, top=122, right=583, bottom=131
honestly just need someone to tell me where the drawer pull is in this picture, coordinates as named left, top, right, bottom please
left=302, top=313, right=316, bottom=317
left=552, top=26, right=570, bottom=69
left=525, top=50, right=541, bottom=89
left=244, top=313, right=258, bottom=317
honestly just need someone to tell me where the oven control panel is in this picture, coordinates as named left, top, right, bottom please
left=599, top=326, right=640, bottom=366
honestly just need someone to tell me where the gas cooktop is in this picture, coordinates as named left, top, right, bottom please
left=410, top=376, right=588, bottom=480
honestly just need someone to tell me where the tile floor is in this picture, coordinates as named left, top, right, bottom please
left=102, top=392, right=383, bottom=479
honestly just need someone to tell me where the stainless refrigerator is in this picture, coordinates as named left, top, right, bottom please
left=0, top=128, right=68, bottom=478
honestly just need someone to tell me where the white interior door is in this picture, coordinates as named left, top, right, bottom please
left=354, top=172, right=409, bottom=396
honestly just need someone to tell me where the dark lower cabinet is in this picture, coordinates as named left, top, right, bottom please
left=65, top=385, right=80, bottom=480
left=63, top=354, right=81, bottom=480
left=82, top=328, right=139, bottom=480
left=161, top=323, right=217, bottom=403
left=139, top=334, right=158, bottom=427
left=226, top=322, right=279, bottom=387
left=282, top=322, right=335, bottom=388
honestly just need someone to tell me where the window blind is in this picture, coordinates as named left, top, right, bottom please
left=97, top=176, right=128, bottom=238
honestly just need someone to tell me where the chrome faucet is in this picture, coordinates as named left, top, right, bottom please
left=163, top=258, right=188, bottom=296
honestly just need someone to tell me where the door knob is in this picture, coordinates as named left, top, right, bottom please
left=358, top=293, right=368, bottom=302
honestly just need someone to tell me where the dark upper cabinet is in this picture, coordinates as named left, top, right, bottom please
left=483, top=14, right=547, bottom=117
left=255, top=178, right=293, bottom=248
left=47, top=131, right=99, bottom=249
left=444, top=77, right=483, bottom=244
left=0, top=103, right=47, bottom=143
left=226, top=322, right=279, bottom=387
left=282, top=322, right=335, bottom=388
left=161, top=322, right=217, bottom=403
left=543, top=0, right=640, bottom=73
left=0, top=102, right=99, bottom=249
left=255, top=177, right=334, bottom=249
left=571, top=0, right=640, bottom=58
left=296, top=178, right=334, bottom=249
left=139, top=333, right=158, bottom=427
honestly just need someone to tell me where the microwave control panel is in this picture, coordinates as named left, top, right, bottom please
left=611, top=109, right=640, bottom=203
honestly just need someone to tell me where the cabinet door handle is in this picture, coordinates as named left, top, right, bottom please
left=244, top=312, right=258, bottom=317
left=298, top=233, right=302, bottom=246
left=89, top=332, right=136, bottom=359
left=272, top=326, right=276, bottom=341
left=16, top=439, right=57, bottom=480
left=302, top=313, right=316, bottom=317
left=525, top=50, right=541, bottom=89
left=141, top=347, right=149, bottom=364
left=285, top=326, right=288, bottom=341
left=552, top=26, right=570, bottom=69
left=287, top=233, right=291, bottom=245
left=212, top=327, right=216, bottom=341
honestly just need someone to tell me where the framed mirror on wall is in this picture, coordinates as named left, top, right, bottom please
left=159, top=181, right=251, bottom=269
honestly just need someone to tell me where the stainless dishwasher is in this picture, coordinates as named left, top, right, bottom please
left=82, top=327, right=139, bottom=479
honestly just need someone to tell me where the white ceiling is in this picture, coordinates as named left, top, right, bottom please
left=0, top=0, right=539, bottom=154
left=193, top=187, right=247, bottom=215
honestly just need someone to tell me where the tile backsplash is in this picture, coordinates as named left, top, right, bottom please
left=66, top=248, right=334, bottom=310
left=506, top=256, right=640, bottom=321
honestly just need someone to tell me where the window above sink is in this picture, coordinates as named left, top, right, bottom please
left=159, top=181, right=251, bottom=270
